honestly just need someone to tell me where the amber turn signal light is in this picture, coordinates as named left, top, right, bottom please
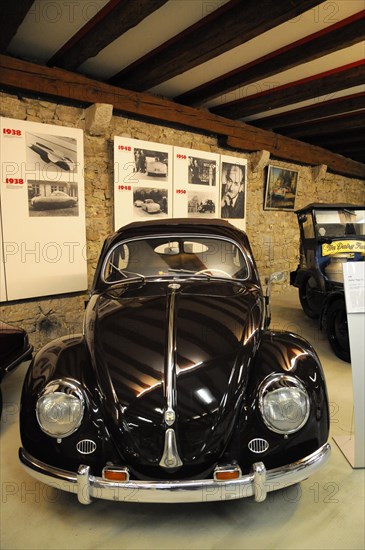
left=215, top=470, right=240, bottom=481
left=214, top=464, right=242, bottom=481
left=102, top=467, right=129, bottom=482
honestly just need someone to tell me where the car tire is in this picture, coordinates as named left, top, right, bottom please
left=326, top=299, right=350, bottom=363
left=299, top=275, right=320, bottom=318
left=39, top=152, right=51, bottom=164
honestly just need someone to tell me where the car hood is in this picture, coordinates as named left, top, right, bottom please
left=85, top=280, right=263, bottom=477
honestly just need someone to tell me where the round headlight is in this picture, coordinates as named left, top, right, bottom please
left=36, top=379, right=85, bottom=438
left=259, top=374, right=310, bottom=434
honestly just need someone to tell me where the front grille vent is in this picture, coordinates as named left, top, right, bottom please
left=77, top=439, right=97, bottom=454
left=248, top=438, right=269, bottom=453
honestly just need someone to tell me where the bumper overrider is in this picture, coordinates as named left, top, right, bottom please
left=19, top=443, right=330, bottom=504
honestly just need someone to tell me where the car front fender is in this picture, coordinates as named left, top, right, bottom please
left=228, top=330, right=330, bottom=471
left=19, top=335, right=116, bottom=471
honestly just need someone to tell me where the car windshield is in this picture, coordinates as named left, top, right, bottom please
left=103, top=235, right=249, bottom=282
left=314, top=209, right=365, bottom=238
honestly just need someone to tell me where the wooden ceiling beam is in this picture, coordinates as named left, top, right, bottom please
left=212, top=60, right=365, bottom=119
left=279, top=111, right=365, bottom=138
left=309, top=129, right=365, bottom=147
left=247, top=92, right=365, bottom=131
left=48, top=0, right=169, bottom=70
left=329, top=143, right=365, bottom=154
left=223, top=134, right=364, bottom=178
left=109, top=0, right=324, bottom=91
left=176, top=10, right=365, bottom=106
left=0, top=54, right=363, bottom=179
left=0, top=0, right=35, bottom=52
left=277, top=109, right=365, bottom=141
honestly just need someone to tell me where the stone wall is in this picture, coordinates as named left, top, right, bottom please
left=0, top=92, right=364, bottom=350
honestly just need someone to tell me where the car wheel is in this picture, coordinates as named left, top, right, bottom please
left=39, top=152, right=51, bottom=164
left=299, top=275, right=320, bottom=318
left=326, top=299, right=350, bottom=363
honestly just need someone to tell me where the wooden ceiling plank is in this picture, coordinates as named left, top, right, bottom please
left=0, top=0, right=35, bottom=52
left=249, top=92, right=365, bottom=130
left=48, top=0, right=169, bottom=70
left=176, top=10, right=365, bottom=106
left=212, top=61, right=365, bottom=119
left=329, top=143, right=365, bottom=154
left=310, top=130, right=365, bottom=147
left=277, top=110, right=365, bottom=139
left=109, top=0, right=324, bottom=90
left=0, top=54, right=363, bottom=179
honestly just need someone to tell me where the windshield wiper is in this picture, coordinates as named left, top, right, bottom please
left=168, top=268, right=212, bottom=279
left=168, top=268, right=195, bottom=274
left=109, top=263, right=145, bottom=281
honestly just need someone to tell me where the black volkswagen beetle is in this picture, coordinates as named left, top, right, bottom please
left=290, top=203, right=365, bottom=362
left=0, top=321, right=33, bottom=418
left=19, top=219, right=330, bottom=504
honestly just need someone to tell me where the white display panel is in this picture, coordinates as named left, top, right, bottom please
left=173, top=147, right=220, bottom=219
left=114, top=137, right=173, bottom=230
left=220, top=155, right=247, bottom=231
left=0, top=202, right=6, bottom=302
left=0, top=117, right=87, bottom=301
left=334, top=261, right=365, bottom=468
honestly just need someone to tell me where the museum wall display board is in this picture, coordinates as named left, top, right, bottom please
left=0, top=117, right=87, bottom=302
left=114, top=138, right=247, bottom=231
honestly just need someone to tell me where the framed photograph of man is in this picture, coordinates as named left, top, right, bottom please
left=221, top=156, right=246, bottom=219
left=264, top=165, right=299, bottom=211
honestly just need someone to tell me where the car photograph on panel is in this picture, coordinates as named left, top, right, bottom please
left=19, top=219, right=330, bottom=505
left=30, top=190, right=78, bottom=210
left=141, top=198, right=161, bottom=214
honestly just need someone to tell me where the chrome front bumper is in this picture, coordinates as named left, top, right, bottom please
left=19, top=443, right=330, bottom=505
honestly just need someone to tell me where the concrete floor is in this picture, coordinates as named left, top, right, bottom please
left=1, top=287, right=364, bottom=549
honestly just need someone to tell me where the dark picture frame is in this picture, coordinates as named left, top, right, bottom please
left=264, top=165, right=299, bottom=211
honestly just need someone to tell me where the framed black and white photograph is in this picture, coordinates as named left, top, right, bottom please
left=133, top=187, right=168, bottom=218
left=219, top=155, right=247, bottom=231
left=188, top=156, right=217, bottom=186
left=173, top=147, right=220, bottom=218
left=133, top=148, right=168, bottom=181
left=187, top=191, right=216, bottom=218
left=25, top=132, right=78, bottom=174
left=220, top=159, right=246, bottom=219
left=264, top=165, right=299, bottom=211
left=114, top=137, right=173, bottom=228
left=28, top=180, right=79, bottom=217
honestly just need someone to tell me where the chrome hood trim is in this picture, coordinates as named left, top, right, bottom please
left=164, top=283, right=180, bottom=425
left=159, top=428, right=183, bottom=469
left=160, top=283, right=183, bottom=469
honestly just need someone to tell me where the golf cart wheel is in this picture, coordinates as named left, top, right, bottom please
left=326, top=299, right=350, bottom=363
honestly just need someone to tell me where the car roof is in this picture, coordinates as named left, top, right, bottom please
left=105, top=218, right=250, bottom=258
left=116, top=217, right=234, bottom=234
left=107, top=218, right=250, bottom=251
left=295, top=203, right=365, bottom=214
